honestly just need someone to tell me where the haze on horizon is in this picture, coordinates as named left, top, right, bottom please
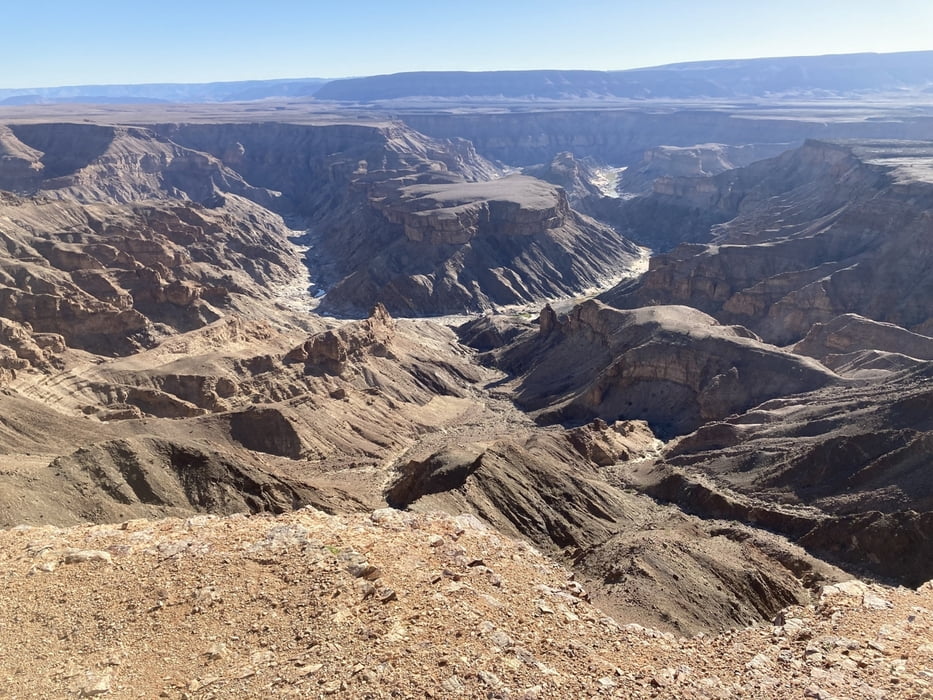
left=2, top=0, right=932, bottom=90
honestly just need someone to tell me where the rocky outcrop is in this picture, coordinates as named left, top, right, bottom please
left=385, top=429, right=655, bottom=550
left=376, top=175, right=571, bottom=244
left=284, top=303, right=395, bottom=375
left=619, top=142, right=792, bottom=194
left=490, top=300, right=837, bottom=437
left=456, top=314, right=530, bottom=352
left=633, top=360, right=933, bottom=586
left=0, top=188, right=303, bottom=353
left=793, top=313, right=933, bottom=367
left=523, top=151, right=606, bottom=204
left=386, top=425, right=840, bottom=634
left=157, top=121, right=499, bottom=218
left=565, top=418, right=656, bottom=466
left=603, top=140, right=933, bottom=345
left=318, top=197, right=641, bottom=315
left=0, top=125, right=44, bottom=190
left=0, top=317, right=64, bottom=379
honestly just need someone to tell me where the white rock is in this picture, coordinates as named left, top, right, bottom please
left=745, top=654, right=772, bottom=671
left=862, top=593, right=893, bottom=610
left=64, top=550, right=112, bottom=565
left=820, top=580, right=868, bottom=601
left=80, top=673, right=111, bottom=696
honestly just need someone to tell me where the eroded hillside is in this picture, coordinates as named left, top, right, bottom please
left=1, top=508, right=930, bottom=699
left=1, top=101, right=933, bottom=698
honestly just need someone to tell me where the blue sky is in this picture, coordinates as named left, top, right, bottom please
left=2, top=0, right=932, bottom=88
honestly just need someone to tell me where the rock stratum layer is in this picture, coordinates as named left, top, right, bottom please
left=481, top=300, right=838, bottom=438
left=0, top=119, right=642, bottom=319
left=603, top=140, right=933, bottom=344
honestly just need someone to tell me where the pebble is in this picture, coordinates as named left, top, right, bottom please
left=478, top=670, right=502, bottom=687
left=345, top=561, right=381, bottom=580
left=205, top=642, right=227, bottom=660
left=376, top=586, right=397, bottom=603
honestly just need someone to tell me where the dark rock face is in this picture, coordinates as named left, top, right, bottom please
left=230, top=408, right=304, bottom=459
left=603, top=140, right=933, bottom=345
left=321, top=196, right=640, bottom=316
left=46, top=437, right=313, bottom=520
left=636, top=361, right=933, bottom=587
left=385, top=428, right=656, bottom=550
left=489, top=300, right=837, bottom=438
left=385, top=425, right=840, bottom=634
left=159, top=122, right=641, bottom=316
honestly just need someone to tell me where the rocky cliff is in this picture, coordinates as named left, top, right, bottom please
left=618, top=142, right=793, bottom=194
left=603, top=140, right=933, bottom=344
left=0, top=188, right=301, bottom=354
left=403, top=110, right=933, bottom=166
left=155, top=121, right=642, bottom=315
left=485, top=300, right=837, bottom=438
left=631, top=359, right=933, bottom=587
left=323, top=174, right=641, bottom=315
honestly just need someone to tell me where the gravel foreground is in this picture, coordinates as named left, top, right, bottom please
left=1, top=508, right=930, bottom=699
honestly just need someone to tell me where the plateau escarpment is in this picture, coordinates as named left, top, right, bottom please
left=315, top=52, right=933, bottom=103
left=158, top=122, right=642, bottom=315
left=403, top=109, right=933, bottom=166
left=603, top=139, right=933, bottom=344
left=479, top=300, right=837, bottom=438
left=324, top=175, right=640, bottom=315
left=632, top=360, right=933, bottom=587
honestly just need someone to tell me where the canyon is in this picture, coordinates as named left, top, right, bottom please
left=2, top=52, right=933, bottom=698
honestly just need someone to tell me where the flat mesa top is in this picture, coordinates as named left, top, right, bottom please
left=846, top=141, right=933, bottom=185
left=0, top=100, right=394, bottom=127
left=400, top=175, right=562, bottom=209
left=2, top=91, right=933, bottom=127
